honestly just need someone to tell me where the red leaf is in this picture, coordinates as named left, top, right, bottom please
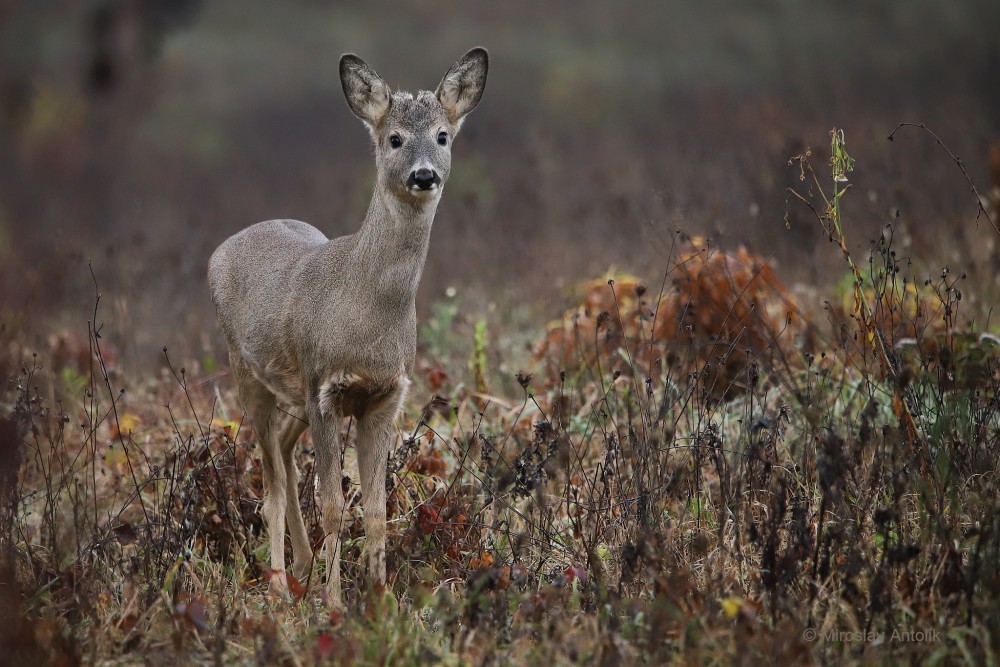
left=287, top=572, right=308, bottom=600
left=418, top=504, right=441, bottom=534
left=316, top=632, right=335, bottom=659
left=427, top=367, right=448, bottom=392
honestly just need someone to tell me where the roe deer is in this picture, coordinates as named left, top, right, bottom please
left=208, top=48, right=488, bottom=606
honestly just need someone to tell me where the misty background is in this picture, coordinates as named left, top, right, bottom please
left=1, top=0, right=998, bottom=368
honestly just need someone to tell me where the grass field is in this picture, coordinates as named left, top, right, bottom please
left=3, top=129, right=1000, bottom=665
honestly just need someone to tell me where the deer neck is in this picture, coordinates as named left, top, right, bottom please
left=350, top=188, right=438, bottom=308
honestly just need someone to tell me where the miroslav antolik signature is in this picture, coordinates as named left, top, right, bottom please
left=803, top=627, right=942, bottom=643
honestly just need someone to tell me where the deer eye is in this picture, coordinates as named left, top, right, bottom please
left=437, top=131, right=448, bottom=146
left=389, top=134, right=402, bottom=149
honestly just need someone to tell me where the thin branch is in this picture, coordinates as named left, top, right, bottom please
left=888, top=122, right=999, bottom=238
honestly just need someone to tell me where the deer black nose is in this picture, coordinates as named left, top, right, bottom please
left=409, top=168, right=440, bottom=190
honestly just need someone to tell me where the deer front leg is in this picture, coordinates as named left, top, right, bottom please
left=356, top=419, right=390, bottom=590
left=356, top=377, right=408, bottom=595
left=309, top=399, right=346, bottom=609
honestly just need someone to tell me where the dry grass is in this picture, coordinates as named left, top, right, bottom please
left=3, top=133, right=1000, bottom=666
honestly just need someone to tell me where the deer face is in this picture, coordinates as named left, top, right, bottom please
left=375, top=93, right=452, bottom=203
left=340, top=48, right=488, bottom=206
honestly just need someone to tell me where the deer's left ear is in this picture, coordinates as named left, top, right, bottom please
left=436, top=47, right=488, bottom=127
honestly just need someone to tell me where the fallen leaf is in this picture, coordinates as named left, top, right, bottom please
left=418, top=504, right=441, bottom=534
left=110, top=412, right=141, bottom=439
left=113, top=522, right=138, bottom=545
left=287, top=572, right=308, bottom=600
left=316, top=632, right=335, bottom=659
left=427, top=367, right=448, bottom=392
left=721, top=597, right=743, bottom=620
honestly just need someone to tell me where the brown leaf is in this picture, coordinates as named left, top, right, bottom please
left=113, top=522, right=138, bottom=545
left=175, top=597, right=208, bottom=631
left=184, top=598, right=207, bottom=630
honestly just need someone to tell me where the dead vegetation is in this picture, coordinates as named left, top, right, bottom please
left=533, top=240, right=798, bottom=399
left=3, top=133, right=1000, bottom=666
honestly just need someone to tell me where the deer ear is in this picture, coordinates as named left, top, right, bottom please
left=340, top=54, right=392, bottom=129
left=435, top=47, right=488, bottom=126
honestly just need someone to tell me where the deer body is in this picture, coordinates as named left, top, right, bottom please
left=208, top=49, right=487, bottom=606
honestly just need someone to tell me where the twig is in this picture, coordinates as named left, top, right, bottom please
left=888, top=122, right=999, bottom=237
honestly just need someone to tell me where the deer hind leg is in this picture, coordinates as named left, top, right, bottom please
left=231, top=355, right=290, bottom=596
left=277, top=408, right=311, bottom=583
left=355, top=377, right=408, bottom=594
left=309, top=398, right=346, bottom=609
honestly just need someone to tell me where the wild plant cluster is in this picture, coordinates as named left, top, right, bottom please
left=2, top=129, right=1000, bottom=665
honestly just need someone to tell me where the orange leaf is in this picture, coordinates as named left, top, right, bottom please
left=564, top=565, right=587, bottom=583
left=287, top=572, right=308, bottom=600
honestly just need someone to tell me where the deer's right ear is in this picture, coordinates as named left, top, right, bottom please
left=436, top=47, right=488, bottom=127
left=340, top=54, right=392, bottom=130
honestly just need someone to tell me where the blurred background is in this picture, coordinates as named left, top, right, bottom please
left=1, top=0, right=998, bottom=369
